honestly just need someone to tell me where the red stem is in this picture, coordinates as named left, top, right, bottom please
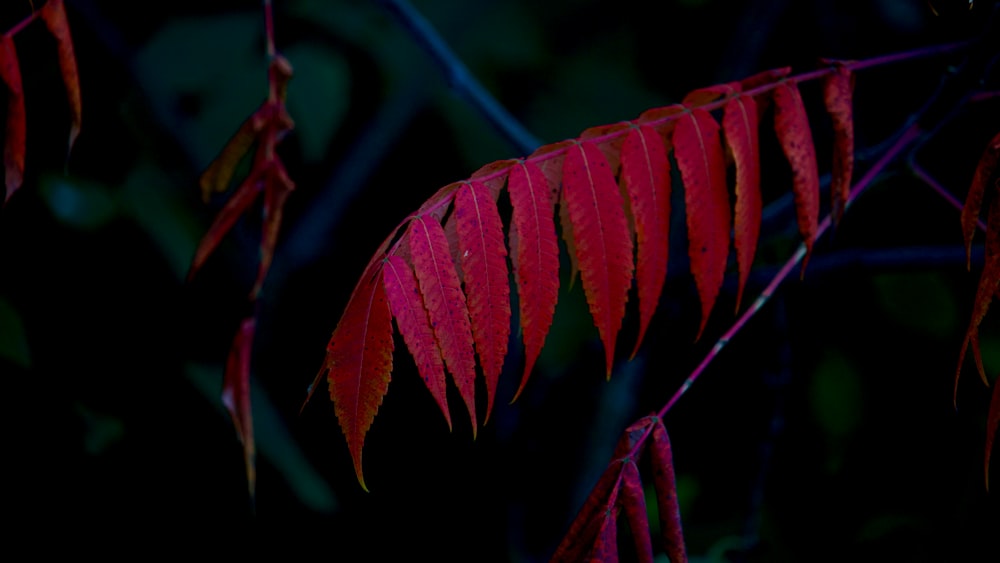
left=397, top=40, right=970, bottom=237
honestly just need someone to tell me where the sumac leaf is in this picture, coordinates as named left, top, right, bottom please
left=0, top=35, right=25, bottom=205
left=323, top=259, right=394, bottom=491
left=651, top=419, right=687, bottom=563
left=507, top=160, right=560, bottom=401
left=620, top=460, right=654, bottom=563
left=773, top=80, right=820, bottom=273
left=222, top=316, right=257, bottom=501
left=673, top=108, right=730, bottom=340
left=621, top=124, right=671, bottom=358
left=40, top=0, right=82, bottom=157
left=961, top=131, right=1000, bottom=268
left=454, top=181, right=511, bottom=422
left=408, top=215, right=478, bottom=435
left=383, top=254, right=451, bottom=430
left=723, top=91, right=761, bottom=312
left=562, top=141, right=634, bottom=377
left=822, top=62, right=856, bottom=225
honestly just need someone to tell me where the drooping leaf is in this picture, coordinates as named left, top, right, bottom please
left=39, top=0, right=82, bottom=158
left=956, top=188, right=1000, bottom=403
left=672, top=108, right=730, bottom=340
left=199, top=108, right=265, bottom=201
left=408, top=215, right=478, bottom=435
left=221, top=316, right=256, bottom=502
left=651, top=419, right=687, bottom=563
left=722, top=89, right=761, bottom=312
left=562, top=141, right=634, bottom=377
left=822, top=62, right=856, bottom=225
left=0, top=35, right=25, bottom=205
left=253, top=159, right=295, bottom=298
left=507, top=160, right=560, bottom=401
left=773, top=80, right=820, bottom=274
left=383, top=254, right=451, bottom=430
left=621, top=124, right=671, bottom=358
left=961, top=131, right=1000, bottom=268
left=620, top=460, right=655, bottom=563
left=454, top=181, right=511, bottom=422
left=323, top=259, right=394, bottom=491
left=588, top=491, right=621, bottom=563
left=187, top=172, right=263, bottom=282
left=553, top=422, right=651, bottom=563
left=987, top=376, right=1000, bottom=490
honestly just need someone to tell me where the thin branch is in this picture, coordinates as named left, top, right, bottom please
left=657, top=123, right=921, bottom=419
left=377, top=0, right=542, bottom=155
left=910, top=161, right=988, bottom=233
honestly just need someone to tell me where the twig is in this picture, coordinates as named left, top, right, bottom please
left=656, top=124, right=921, bottom=420
left=376, top=0, right=542, bottom=155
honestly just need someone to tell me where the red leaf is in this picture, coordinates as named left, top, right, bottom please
left=552, top=422, right=650, bottom=562
left=723, top=90, right=762, bottom=312
left=454, top=181, right=511, bottom=422
left=221, top=316, right=256, bottom=501
left=408, top=215, right=478, bottom=435
left=199, top=108, right=266, bottom=202
left=187, top=172, right=263, bottom=282
left=956, top=189, right=1000, bottom=403
left=507, top=160, right=560, bottom=401
left=620, top=460, right=655, bottom=563
left=773, top=80, right=820, bottom=274
left=651, top=419, right=687, bottom=563
left=672, top=108, right=730, bottom=340
left=588, top=492, right=621, bottom=563
left=961, top=131, right=1000, bottom=269
left=253, top=160, right=295, bottom=298
left=0, top=35, right=25, bottom=205
left=40, top=0, right=82, bottom=157
left=323, top=259, right=394, bottom=491
left=562, top=141, right=635, bottom=377
left=822, top=62, right=856, bottom=225
left=383, top=254, right=451, bottom=430
left=620, top=124, right=671, bottom=357
left=987, top=376, right=1000, bottom=490
left=553, top=463, right=623, bottom=563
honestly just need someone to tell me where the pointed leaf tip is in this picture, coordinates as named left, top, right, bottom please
left=1, top=35, right=25, bottom=205
left=673, top=108, right=730, bottom=340
left=40, top=0, right=82, bottom=158
left=508, top=161, right=560, bottom=402
left=326, top=260, right=394, bottom=490
left=621, top=124, right=671, bottom=358
left=407, top=215, right=478, bottom=435
left=454, top=181, right=510, bottom=422
left=383, top=254, right=452, bottom=431
left=222, top=316, right=257, bottom=501
left=723, top=93, right=761, bottom=313
left=822, top=63, right=856, bottom=226
left=773, top=80, right=820, bottom=274
left=562, top=141, right=634, bottom=376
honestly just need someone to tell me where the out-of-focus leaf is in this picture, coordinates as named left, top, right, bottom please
left=186, top=363, right=337, bottom=513
left=40, top=176, right=117, bottom=230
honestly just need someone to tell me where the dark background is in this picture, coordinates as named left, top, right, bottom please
left=1, top=0, right=998, bottom=560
